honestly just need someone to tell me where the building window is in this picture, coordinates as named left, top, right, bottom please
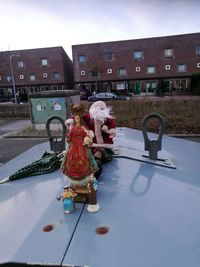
left=165, top=65, right=171, bottom=71
left=43, top=73, right=48, bottom=78
left=119, top=67, right=126, bottom=77
left=53, top=72, right=60, bottom=80
left=107, top=68, right=112, bottom=74
left=19, top=74, right=24, bottom=79
left=105, top=52, right=113, bottom=61
left=0, top=76, right=1, bottom=81
left=18, top=61, right=24, bottom=68
left=29, top=74, right=36, bottom=81
left=134, top=50, right=143, bottom=60
left=136, top=67, right=141, bottom=72
left=147, top=66, right=156, bottom=74
left=41, top=58, right=48, bottom=66
left=177, top=64, right=186, bottom=72
left=197, top=63, right=200, bottom=68
left=164, top=48, right=173, bottom=57
left=81, top=70, right=85, bottom=76
left=196, top=45, right=200, bottom=54
left=79, top=55, right=86, bottom=63
left=7, top=75, right=12, bottom=82
left=145, top=81, right=156, bottom=93
left=91, top=70, right=98, bottom=77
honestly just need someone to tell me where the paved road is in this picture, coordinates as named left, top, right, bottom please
left=0, top=138, right=48, bottom=164
left=0, top=119, right=48, bottom=164
left=0, top=119, right=31, bottom=136
left=0, top=138, right=47, bottom=163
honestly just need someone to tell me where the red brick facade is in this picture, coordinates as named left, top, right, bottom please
left=72, top=33, right=200, bottom=95
left=0, top=47, right=74, bottom=101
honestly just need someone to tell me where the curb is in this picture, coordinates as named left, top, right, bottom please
left=168, top=134, right=200, bottom=138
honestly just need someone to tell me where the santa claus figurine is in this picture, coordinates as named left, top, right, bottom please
left=82, top=101, right=116, bottom=174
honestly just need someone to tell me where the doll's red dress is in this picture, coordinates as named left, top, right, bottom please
left=62, top=125, right=98, bottom=181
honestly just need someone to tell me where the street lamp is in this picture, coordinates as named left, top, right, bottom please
left=9, top=54, right=19, bottom=103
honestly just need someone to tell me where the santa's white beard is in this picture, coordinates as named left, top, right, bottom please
left=90, top=106, right=113, bottom=124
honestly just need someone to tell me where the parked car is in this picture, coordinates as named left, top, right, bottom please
left=117, top=95, right=131, bottom=100
left=88, top=92, right=130, bottom=101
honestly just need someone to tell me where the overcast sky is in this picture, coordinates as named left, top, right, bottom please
left=1, top=0, right=200, bottom=59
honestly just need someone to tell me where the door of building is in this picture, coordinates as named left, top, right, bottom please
left=134, top=82, right=141, bottom=95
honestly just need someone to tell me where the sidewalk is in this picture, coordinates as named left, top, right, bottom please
left=0, top=119, right=31, bottom=137
left=0, top=119, right=49, bottom=164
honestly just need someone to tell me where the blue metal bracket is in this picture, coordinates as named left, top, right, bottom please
left=113, top=147, right=176, bottom=169
left=113, top=126, right=176, bottom=169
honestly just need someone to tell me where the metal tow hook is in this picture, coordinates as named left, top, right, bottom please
left=142, top=112, right=165, bottom=160
left=46, top=115, right=67, bottom=153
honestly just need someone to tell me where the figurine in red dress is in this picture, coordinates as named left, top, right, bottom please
left=61, top=105, right=100, bottom=212
left=62, top=113, right=98, bottom=185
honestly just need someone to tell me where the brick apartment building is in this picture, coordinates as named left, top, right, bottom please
left=72, top=32, right=200, bottom=96
left=0, top=47, right=74, bottom=101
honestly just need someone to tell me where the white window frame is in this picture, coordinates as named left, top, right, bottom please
left=177, top=64, right=186, bottom=73
left=147, top=66, right=156, bottom=74
left=107, top=68, right=112, bottom=74
left=19, top=74, right=24, bottom=79
left=43, top=73, right=48, bottom=78
left=136, top=67, right=141, bottom=72
left=81, top=70, right=85, bottom=76
left=197, top=63, right=200, bottom=68
left=165, top=65, right=171, bottom=71
left=41, top=58, right=48, bottom=66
